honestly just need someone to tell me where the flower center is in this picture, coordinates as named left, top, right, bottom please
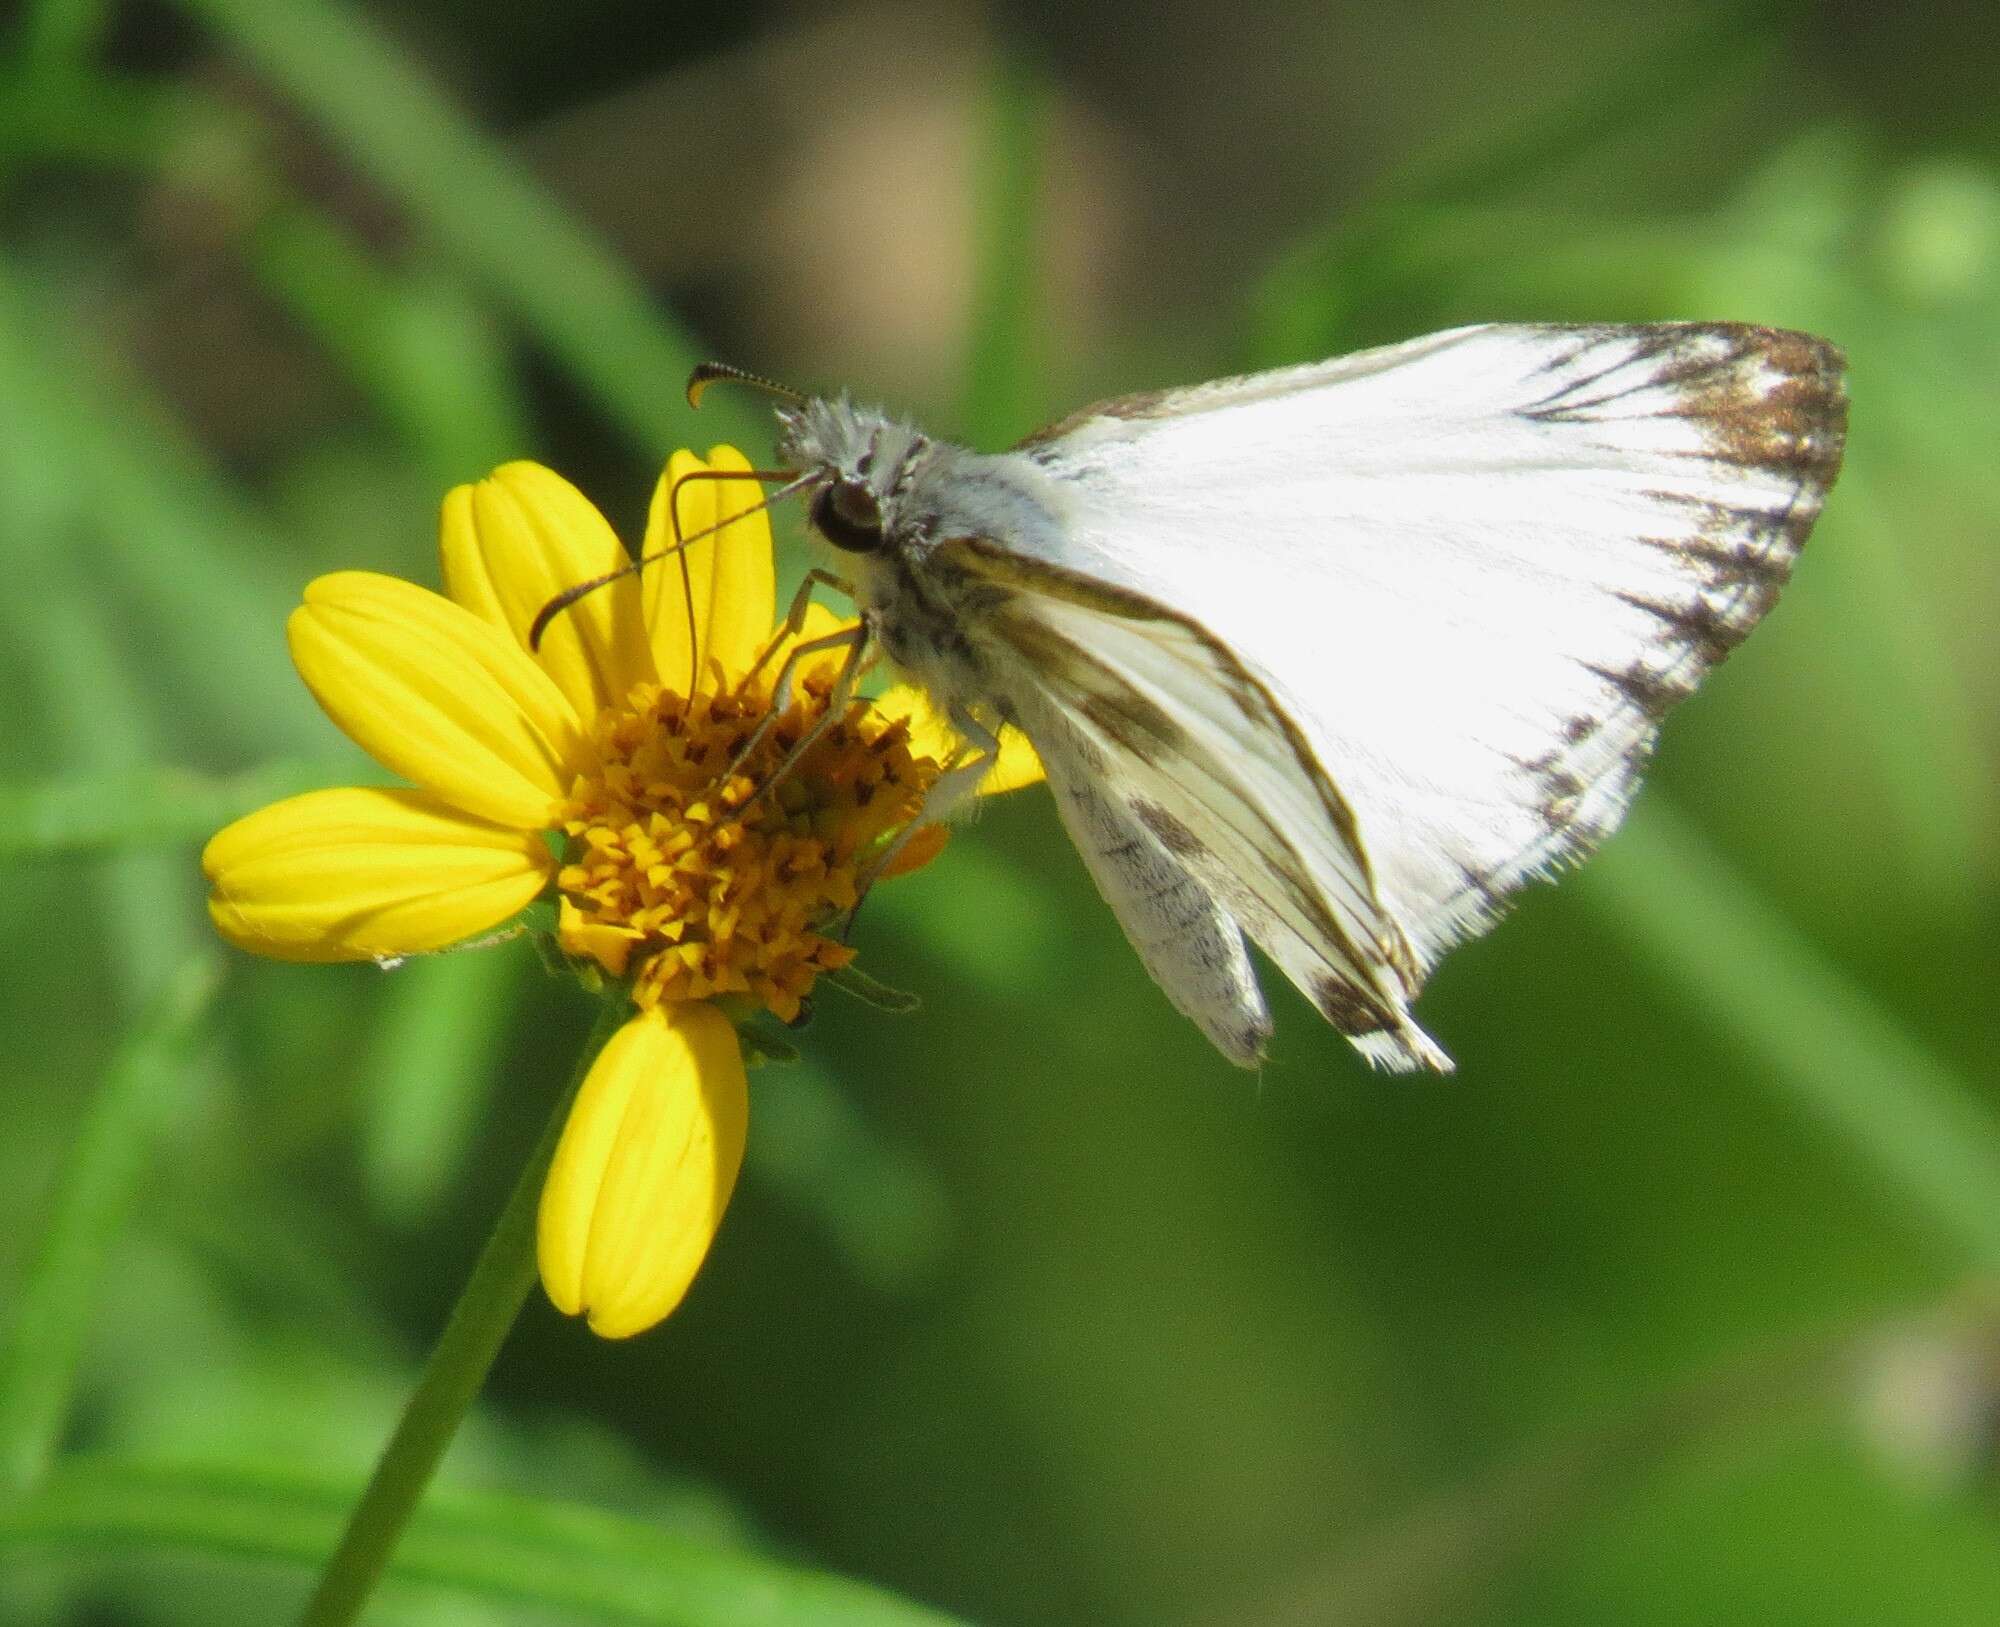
left=555, top=667, right=940, bottom=1022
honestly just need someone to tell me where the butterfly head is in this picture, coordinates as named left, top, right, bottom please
left=775, top=397, right=931, bottom=557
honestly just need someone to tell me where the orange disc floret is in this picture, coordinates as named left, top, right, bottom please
left=555, top=667, right=939, bottom=1022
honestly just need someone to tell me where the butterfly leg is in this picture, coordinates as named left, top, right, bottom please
left=719, top=620, right=872, bottom=817
left=717, top=571, right=860, bottom=789
left=842, top=706, right=1000, bottom=938
left=925, top=708, right=1004, bottom=825
left=731, top=567, right=855, bottom=700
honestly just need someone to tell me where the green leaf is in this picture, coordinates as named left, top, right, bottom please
left=17, top=0, right=116, bottom=70
left=515, top=900, right=560, bottom=938
left=0, top=1457, right=973, bottom=1626
left=736, top=1018, right=803, bottom=1069
left=0, top=958, right=223, bottom=1493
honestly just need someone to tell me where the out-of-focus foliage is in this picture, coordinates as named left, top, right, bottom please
left=1, top=2, right=1996, bottom=1624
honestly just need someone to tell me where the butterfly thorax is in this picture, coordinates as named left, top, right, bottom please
left=778, top=397, right=1066, bottom=723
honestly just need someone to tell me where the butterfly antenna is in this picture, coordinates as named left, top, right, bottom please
left=687, top=361, right=809, bottom=410
left=527, top=469, right=812, bottom=652
left=657, top=464, right=801, bottom=691
left=529, top=564, right=631, bottom=649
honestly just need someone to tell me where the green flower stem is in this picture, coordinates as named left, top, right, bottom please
left=297, top=995, right=629, bottom=1627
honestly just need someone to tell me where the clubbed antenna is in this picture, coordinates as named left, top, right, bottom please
left=687, top=362, right=809, bottom=410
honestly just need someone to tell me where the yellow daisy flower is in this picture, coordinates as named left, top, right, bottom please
left=203, top=448, right=1039, bottom=1337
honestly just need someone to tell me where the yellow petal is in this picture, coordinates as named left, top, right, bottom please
left=439, top=462, right=654, bottom=721
left=642, top=446, right=777, bottom=689
left=203, top=787, right=553, bottom=962
left=870, top=683, right=1045, bottom=794
left=978, top=725, right=1045, bottom=794
left=538, top=1004, right=749, bottom=1339
left=289, top=571, right=584, bottom=830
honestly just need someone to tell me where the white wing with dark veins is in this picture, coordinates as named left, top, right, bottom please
left=1003, top=322, right=1846, bottom=971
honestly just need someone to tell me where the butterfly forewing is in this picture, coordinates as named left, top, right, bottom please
left=1010, top=322, right=1846, bottom=973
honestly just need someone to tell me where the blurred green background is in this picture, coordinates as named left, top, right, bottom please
left=2, top=1, right=1998, bottom=1623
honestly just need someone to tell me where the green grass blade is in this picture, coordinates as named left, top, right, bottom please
left=1583, top=798, right=2000, bottom=1264
left=250, top=203, right=530, bottom=488
left=0, top=760, right=360, bottom=859
left=962, top=53, right=1047, bottom=445
left=1793, top=459, right=1989, bottom=912
left=0, top=258, right=318, bottom=756
left=178, top=0, right=764, bottom=458
left=1251, top=0, right=1798, bottom=359
left=1370, top=1, right=1794, bottom=220
left=16, top=0, right=115, bottom=69
left=0, top=52, right=192, bottom=169
left=11, top=583, right=223, bottom=991
left=0, top=959, right=223, bottom=1493
left=0, top=1457, right=973, bottom=1626
left=0, top=417, right=231, bottom=1493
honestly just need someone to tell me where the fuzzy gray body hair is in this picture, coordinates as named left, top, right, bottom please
left=775, top=396, right=1074, bottom=720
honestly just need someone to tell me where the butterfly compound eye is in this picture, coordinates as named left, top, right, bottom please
left=812, top=477, right=884, bottom=553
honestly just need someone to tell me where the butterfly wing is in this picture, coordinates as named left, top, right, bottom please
left=1035, top=719, right=1273, bottom=1066
left=1005, top=322, right=1847, bottom=969
left=938, top=539, right=1453, bottom=1072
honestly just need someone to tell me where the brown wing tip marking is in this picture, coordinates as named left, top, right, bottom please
left=1311, top=974, right=1395, bottom=1037
left=1522, top=323, right=1849, bottom=488
left=1636, top=516, right=1803, bottom=586
left=1132, top=800, right=1421, bottom=1050
left=1673, top=326, right=1848, bottom=482
left=1585, top=659, right=1700, bottom=723
left=1527, top=325, right=1847, bottom=868
left=1612, top=587, right=1761, bottom=667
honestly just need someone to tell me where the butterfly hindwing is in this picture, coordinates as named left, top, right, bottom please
left=943, top=538, right=1453, bottom=1072
left=1034, top=722, right=1272, bottom=1066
